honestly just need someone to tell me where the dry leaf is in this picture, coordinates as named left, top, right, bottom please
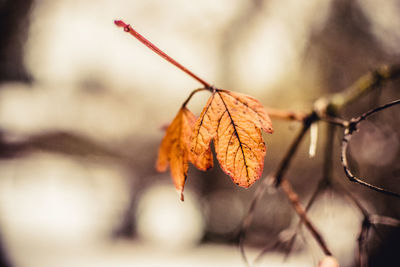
left=318, top=256, right=340, bottom=267
left=156, top=107, right=197, bottom=200
left=190, top=89, right=273, bottom=188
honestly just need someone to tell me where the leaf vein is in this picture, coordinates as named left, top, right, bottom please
left=218, top=91, right=250, bottom=178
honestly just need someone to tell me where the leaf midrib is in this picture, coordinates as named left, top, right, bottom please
left=217, top=90, right=250, bottom=182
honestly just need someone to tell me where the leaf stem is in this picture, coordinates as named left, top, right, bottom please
left=181, top=88, right=211, bottom=108
left=264, top=107, right=307, bottom=121
left=114, top=20, right=211, bottom=88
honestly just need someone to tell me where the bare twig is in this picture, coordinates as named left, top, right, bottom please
left=353, top=99, right=400, bottom=124
left=240, top=64, right=400, bottom=265
left=341, top=99, right=400, bottom=198
left=253, top=239, right=284, bottom=263
left=320, top=116, right=349, bottom=127
left=275, top=112, right=318, bottom=186
left=271, top=113, right=333, bottom=256
left=245, top=176, right=333, bottom=265
left=240, top=112, right=332, bottom=263
left=280, top=178, right=333, bottom=256
left=280, top=123, right=337, bottom=260
left=357, top=217, right=371, bottom=267
left=238, top=175, right=275, bottom=266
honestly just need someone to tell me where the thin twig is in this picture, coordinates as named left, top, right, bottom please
left=354, top=99, right=400, bottom=124
left=320, top=116, right=349, bottom=127
left=341, top=99, right=400, bottom=198
left=334, top=180, right=384, bottom=240
left=322, top=124, right=335, bottom=182
left=240, top=112, right=332, bottom=263
left=340, top=186, right=400, bottom=267
left=281, top=123, right=337, bottom=260
left=275, top=112, right=317, bottom=186
left=253, top=239, right=283, bottom=263
left=335, top=181, right=369, bottom=217
left=280, top=178, right=333, bottom=256
left=240, top=65, right=400, bottom=264
left=238, top=175, right=275, bottom=266
left=357, top=217, right=371, bottom=267
left=250, top=177, right=334, bottom=263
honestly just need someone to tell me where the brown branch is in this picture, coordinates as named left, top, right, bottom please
left=274, top=112, right=318, bottom=186
left=369, top=215, right=400, bottom=227
left=240, top=65, right=400, bottom=264
left=329, top=64, right=400, bottom=111
left=357, top=218, right=370, bottom=267
left=322, top=124, right=335, bottom=182
left=280, top=178, right=333, bottom=256
left=335, top=181, right=369, bottom=218
left=279, top=123, right=337, bottom=259
left=239, top=112, right=332, bottom=264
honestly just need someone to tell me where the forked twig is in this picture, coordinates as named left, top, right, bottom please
left=280, top=178, right=333, bottom=256
left=239, top=65, right=400, bottom=265
left=239, top=113, right=333, bottom=265
left=238, top=175, right=275, bottom=266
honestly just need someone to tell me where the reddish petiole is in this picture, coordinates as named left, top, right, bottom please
left=114, top=20, right=211, bottom=88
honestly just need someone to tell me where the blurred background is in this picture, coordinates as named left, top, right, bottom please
left=0, top=0, right=399, bottom=266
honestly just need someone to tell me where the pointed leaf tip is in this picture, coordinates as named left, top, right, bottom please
left=156, top=107, right=197, bottom=196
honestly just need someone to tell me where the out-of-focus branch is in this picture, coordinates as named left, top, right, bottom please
left=275, top=112, right=318, bottom=186
left=280, top=178, right=333, bottom=256
left=238, top=175, right=275, bottom=266
left=369, top=215, right=400, bottom=227
left=329, top=64, right=400, bottom=111
left=0, top=131, right=124, bottom=160
left=279, top=123, right=337, bottom=259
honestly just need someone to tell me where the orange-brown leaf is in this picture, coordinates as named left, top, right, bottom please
left=190, top=89, right=273, bottom=188
left=156, top=107, right=197, bottom=200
